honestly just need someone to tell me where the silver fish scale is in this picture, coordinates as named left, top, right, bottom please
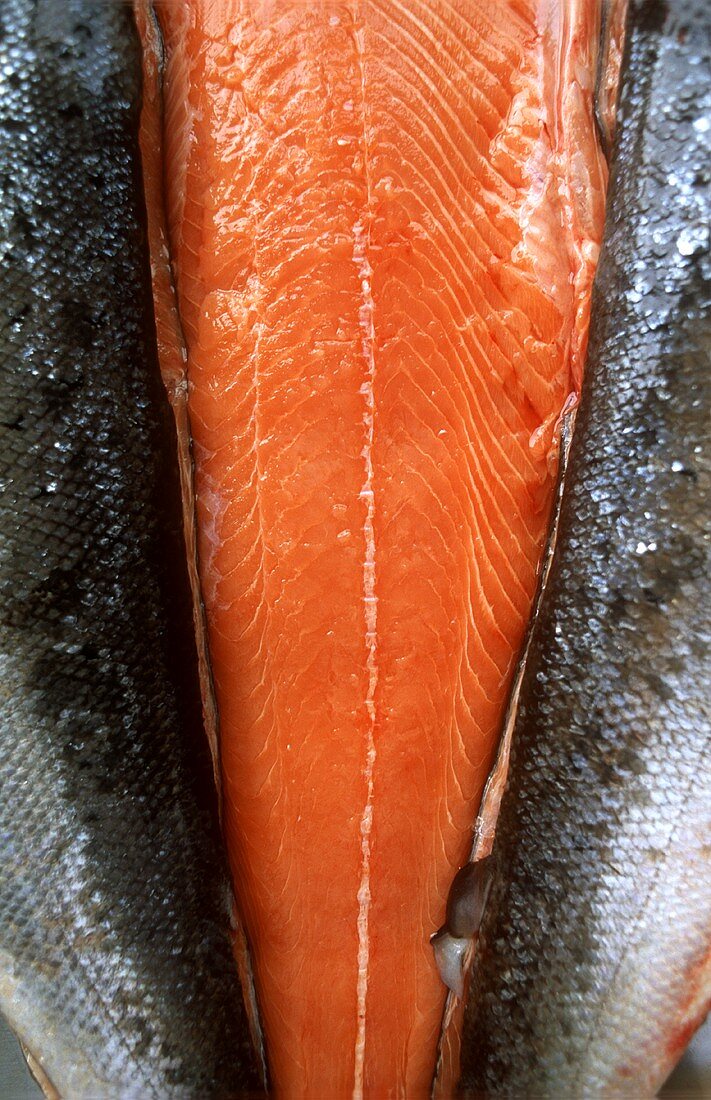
left=0, top=2, right=259, bottom=1096
left=460, top=0, right=710, bottom=1096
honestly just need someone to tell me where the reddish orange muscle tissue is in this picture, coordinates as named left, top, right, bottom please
left=138, top=2, right=606, bottom=1096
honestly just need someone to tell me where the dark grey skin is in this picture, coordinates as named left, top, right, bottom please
left=459, top=1, right=710, bottom=1096
left=0, top=2, right=261, bottom=1095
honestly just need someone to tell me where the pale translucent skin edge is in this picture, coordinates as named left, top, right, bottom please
left=2, top=960, right=105, bottom=1100
left=21, top=1044, right=60, bottom=1100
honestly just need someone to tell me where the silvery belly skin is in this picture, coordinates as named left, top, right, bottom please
left=0, top=2, right=260, bottom=1095
left=459, top=1, right=710, bottom=1096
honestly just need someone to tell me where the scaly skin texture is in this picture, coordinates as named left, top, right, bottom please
left=459, top=1, right=711, bottom=1095
left=0, top=3, right=260, bottom=1095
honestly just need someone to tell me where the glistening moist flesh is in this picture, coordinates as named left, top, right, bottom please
left=138, top=2, right=607, bottom=1095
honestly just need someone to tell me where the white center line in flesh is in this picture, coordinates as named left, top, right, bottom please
left=352, top=7, right=377, bottom=1099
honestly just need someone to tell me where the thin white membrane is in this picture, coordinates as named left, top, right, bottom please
left=352, top=8, right=378, bottom=1097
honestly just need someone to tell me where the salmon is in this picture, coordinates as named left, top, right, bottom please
left=138, top=2, right=607, bottom=1095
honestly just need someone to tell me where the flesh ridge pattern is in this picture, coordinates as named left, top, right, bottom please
left=139, top=2, right=606, bottom=1095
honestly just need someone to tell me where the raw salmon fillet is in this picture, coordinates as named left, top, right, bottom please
left=140, top=2, right=606, bottom=1095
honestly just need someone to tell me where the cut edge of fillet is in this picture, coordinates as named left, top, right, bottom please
left=133, top=0, right=268, bottom=1086
left=431, top=0, right=617, bottom=1090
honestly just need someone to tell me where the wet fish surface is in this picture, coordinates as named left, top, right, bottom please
left=459, top=0, right=710, bottom=1096
left=144, top=3, right=606, bottom=1094
left=0, top=2, right=260, bottom=1095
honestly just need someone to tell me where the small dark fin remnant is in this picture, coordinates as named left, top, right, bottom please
left=445, top=859, right=493, bottom=941
left=431, top=858, right=494, bottom=998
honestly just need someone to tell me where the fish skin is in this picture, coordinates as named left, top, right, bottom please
left=0, top=2, right=261, bottom=1096
left=459, top=1, right=711, bottom=1096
